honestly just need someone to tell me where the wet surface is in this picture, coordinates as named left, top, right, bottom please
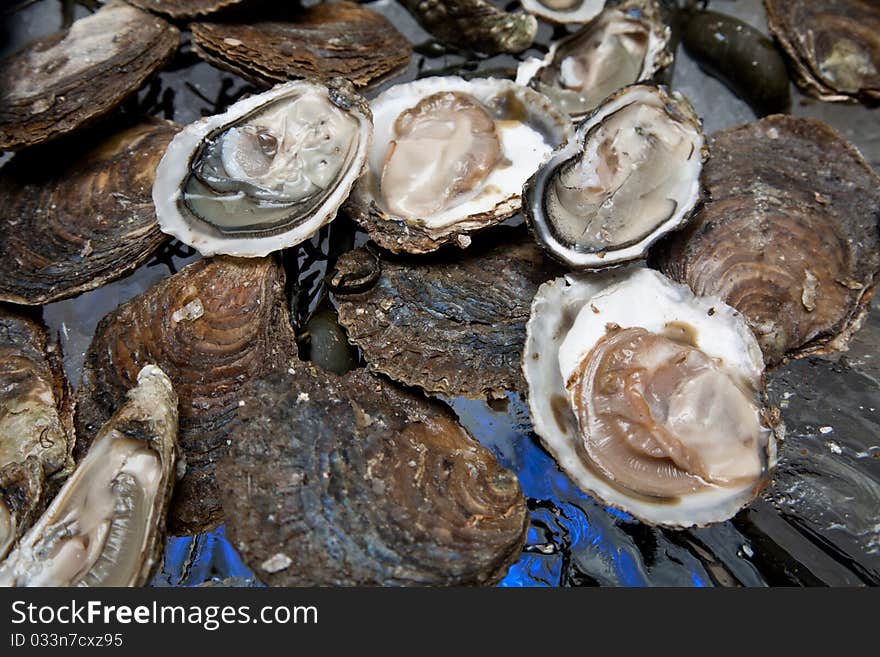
left=2, top=0, right=878, bottom=586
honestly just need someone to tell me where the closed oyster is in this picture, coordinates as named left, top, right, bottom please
left=0, top=309, right=74, bottom=559
left=765, top=0, right=880, bottom=104
left=153, top=79, right=372, bottom=257
left=0, top=365, right=177, bottom=587
left=191, top=2, right=412, bottom=90
left=0, top=2, right=178, bottom=151
left=346, top=76, right=573, bottom=254
left=332, top=233, right=562, bottom=399
left=656, top=115, right=880, bottom=366
left=217, top=364, right=529, bottom=586
left=75, top=257, right=298, bottom=535
left=524, top=84, right=705, bottom=269
left=400, top=0, right=537, bottom=55
left=524, top=268, right=777, bottom=528
left=0, top=120, right=177, bottom=305
left=127, top=0, right=251, bottom=19
left=517, top=1, right=672, bottom=121
left=520, top=0, right=605, bottom=25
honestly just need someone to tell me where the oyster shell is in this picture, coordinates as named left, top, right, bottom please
left=0, top=120, right=177, bottom=305
left=655, top=115, right=880, bottom=366
left=765, top=0, right=880, bottom=104
left=523, top=268, right=777, bottom=528
left=524, top=84, right=705, bottom=269
left=191, top=2, right=412, bottom=90
left=332, top=233, right=562, bottom=399
left=400, top=0, right=537, bottom=55
left=0, top=309, right=74, bottom=559
left=127, top=0, right=250, bottom=19
left=517, top=1, right=672, bottom=121
left=0, top=2, right=178, bottom=151
left=153, top=79, right=372, bottom=257
left=345, top=76, right=573, bottom=254
left=0, top=365, right=177, bottom=587
left=520, top=0, right=605, bottom=25
left=75, top=256, right=298, bottom=535
left=217, top=364, right=529, bottom=586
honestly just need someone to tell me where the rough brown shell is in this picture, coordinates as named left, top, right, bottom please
left=128, top=0, right=251, bottom=19
left=0, top=2, right=179, bottom=151
left=190, top=2, right=412, bottom=89
left=0, top=120, right=177, bottom=305
left=74, top=256, right=298, bottom=535
left=332, top=232, right=563, bottom=399
left=655, top=115, right=880, bottom=366
left=216, top=364, right=529, bottom=586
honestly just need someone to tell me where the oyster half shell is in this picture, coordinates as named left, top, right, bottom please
left=521, top=0, right=605, bottom=25
left=153, top=79, right=372, bottom=257
left=0, top=365, right=177, bottom=587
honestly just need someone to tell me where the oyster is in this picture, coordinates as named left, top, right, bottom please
left=0, top=365, right=177, bottom=587
left=524, top=268, right=777, bottom=528
left=191, top=2, right=412, bottom=90
left=75, top=257, right=298, bottom=535
left=0, top=120, right=177, bottom=305
left=400, top=0, right=537, bottom=55
left=524, top=84, right=705, bottom=269
left=0, top=309, right=74, bottom=559
left=0, top=2, right=178, bottom=151
left=656, top=115, right=880, bottom=366
left=127, top=0, right=250, bottom=19
left=517, top=1, right=672, bottom=121
left=765, top=0, right=880, bottom=104
left=153, top=79, right=372, bottom=257
left=332, top=233, right=561, bottom=399
left=520, top=0, right=605, bottom=25
left=346, top=76, right=573, bottom=254
left=217, top=364, right=529, bottom=586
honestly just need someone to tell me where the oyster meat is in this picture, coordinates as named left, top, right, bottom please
left=524, top=84, right=705, bottom=269
left=332, top=233, right=562, bottom=399
left=0, top=120, right=177, bottom=305
left=520, top=0, right=605, bottom=25
left=153, top=79, right=372, bottom=257
left=524, top=268, right=778, bottom=528
left=656, top=115, right=880, bottom=366
left=0, top=2, right=178, bottom=151
left=346, top=76, right=573, bottom=254
left=217, top=364, right=529, bottom=586
left=0, top=309, right=74, bottom=559
left=0, top=365, right=177, bottom=587
left=191, top=2, right=412, bottom=90
left=75, top=257, right=298, bottom=535
left=765, top=0, right=880, bottom=104
left=518, top=1, right=672, bottom=121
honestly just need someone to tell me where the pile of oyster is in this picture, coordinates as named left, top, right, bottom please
left=0, top=0, right=878, bottom=587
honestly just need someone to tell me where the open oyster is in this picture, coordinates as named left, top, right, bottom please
left=75, top=256, right=297, bottom=535
left=517, top=1, right=672, bottom=121
left=524, top=268, right=777, bottom=528
left=656, top=115, right=880, bottom=366
left=191, top=2, right=412, bottom=90
left=217, top=364, right=528, bottom=586
left=521, top=0, right=605, bottom=24
left=0, top=2, right=178, bottom=151
left=0, top=309, right=74, bottom=559
left=524, top=84, right=705, bottom=269
left=0, top=365, right=177, bottom=587
left=346, top=76, right=573, bottom=253
left=153, top=79, right=372, bottom=257
left=0, top=120, right=177, bottom=305
left=765, top=0, right=880, bottom=104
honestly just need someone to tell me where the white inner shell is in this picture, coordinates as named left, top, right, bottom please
left=368, top=77, right=558, bottom=230
left=520, top=0, right=605, bottom=24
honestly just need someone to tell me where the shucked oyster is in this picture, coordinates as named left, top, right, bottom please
left=346, top=76, right=573, bottom=253
left=217, top=364, right=528, bottom=586
left=517, top=0, right=672, bottom=121
left=524, top=84, right=705, bottom=269
left=521, top=0, right=605, bottom=25
left=656, top=115, right=880, bottom=366
left=0, top=365, right=177, bottom=587
left=153, top=79, right=372, bottom=257
left=524, top=268, right=777, bottom=528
